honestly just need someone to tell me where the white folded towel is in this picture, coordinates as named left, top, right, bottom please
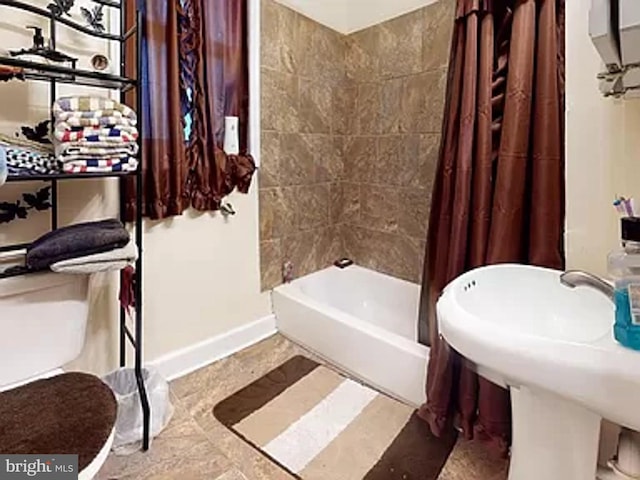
left=51, top=240, right=138, bottom=274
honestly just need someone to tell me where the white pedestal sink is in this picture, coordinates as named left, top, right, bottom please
left=437, top=264, right=640, bottom=480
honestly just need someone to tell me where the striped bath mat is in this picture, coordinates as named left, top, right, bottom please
left=213, top=356, right=457, bottom=479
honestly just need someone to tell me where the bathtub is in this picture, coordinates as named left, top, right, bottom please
left=273, top=265, right=429, bottom=406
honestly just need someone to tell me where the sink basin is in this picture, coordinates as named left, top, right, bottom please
left=438, top=264, right=640, bottom=480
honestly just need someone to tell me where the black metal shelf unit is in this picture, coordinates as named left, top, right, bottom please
left=0, top=0, right=150, bottom=450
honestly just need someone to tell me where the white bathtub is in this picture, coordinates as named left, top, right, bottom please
left=273, top=265, right=429, bottom=406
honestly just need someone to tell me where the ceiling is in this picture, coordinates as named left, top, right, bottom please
left=273, top=0, right=440, bottom=34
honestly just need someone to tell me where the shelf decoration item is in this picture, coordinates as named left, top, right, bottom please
left=90, top=53, right=110, bottom=72
left=20, top=120, right=51, bottom=145
left=81, top=4, right=105, bottom=33
left=47, top=0, right=74, bottom=18
left=9, top=26, right=77, bottom=66
left=0, top=186, right=52, bottom=224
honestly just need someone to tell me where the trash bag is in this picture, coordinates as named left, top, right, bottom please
left=102, top=367, right=174, bottom=455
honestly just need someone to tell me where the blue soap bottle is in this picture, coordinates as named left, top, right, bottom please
left=609, top=217, right=640, bottom=350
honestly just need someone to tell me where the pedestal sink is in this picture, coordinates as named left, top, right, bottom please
left=437, top=264, right=640, bottom=480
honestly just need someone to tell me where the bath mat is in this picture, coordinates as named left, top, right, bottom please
left=213, top=356, right=457, bottom=480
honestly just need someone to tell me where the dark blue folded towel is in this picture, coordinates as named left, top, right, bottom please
left=27, top=219, right=130, bottom=270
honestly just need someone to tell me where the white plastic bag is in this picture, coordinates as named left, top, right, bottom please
left=102, top=367, right=174, bottom=455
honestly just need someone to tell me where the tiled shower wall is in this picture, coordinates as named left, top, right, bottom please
left=340, top=0, right=454, bottom=284
left=259, top=0, right=347, bottom=290
left=259, top=0, right=453, bottom=290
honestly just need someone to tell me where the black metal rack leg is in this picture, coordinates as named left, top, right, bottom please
left=134, top=166, right=149, bottom=450
left=119, top=301, right=126, bottom=368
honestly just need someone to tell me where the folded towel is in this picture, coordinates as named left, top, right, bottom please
left=55, top=115, right=135, bottom=128
left=27, top=219, right=130, bottom=270
left=2, top=145, right=60, bottom=175
left=55, top=142, right=139, bottom=159
left=0, top=133, right=53, bottom=154
left=63, top=157, right=138, bottom=174
left=53, top=97, right=137, bottom=123
left=0, top=147, right=6, bottom=186
left=51, top=240, right=138, bottom=274
left=54, top=126, right=138, bottom=143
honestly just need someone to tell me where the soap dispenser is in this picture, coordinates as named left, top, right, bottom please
left=609, top=217, right=640, bottom=350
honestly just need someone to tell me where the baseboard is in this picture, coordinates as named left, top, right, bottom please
left=150, top=314, right=277, bottom=381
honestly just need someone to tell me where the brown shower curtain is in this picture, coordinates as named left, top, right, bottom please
left=417, top=0, right=565, bottom=455
left=124, top=0, right=255, bottom=220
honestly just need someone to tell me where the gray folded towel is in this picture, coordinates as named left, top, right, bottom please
left=27, top=219, right=129, bottom=270
left=51, top=240, right=138, bottom=274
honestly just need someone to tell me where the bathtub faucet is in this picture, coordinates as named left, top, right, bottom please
left=282, top=261, right=294, bottom=283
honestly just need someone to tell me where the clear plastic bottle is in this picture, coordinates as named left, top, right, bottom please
left=609, top=217, right=640, bottom=350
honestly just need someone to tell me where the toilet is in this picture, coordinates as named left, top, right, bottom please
left=0, top=272, right=117, bottom=479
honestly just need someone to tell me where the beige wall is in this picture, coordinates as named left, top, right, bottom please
left=565, top=1, right=640, bottom=277
left=1, top=1, right=270, bottom=375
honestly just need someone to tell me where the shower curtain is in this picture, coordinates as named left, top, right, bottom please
left=417, top=0, right=565, bottom=455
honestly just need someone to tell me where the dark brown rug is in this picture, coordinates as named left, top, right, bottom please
left=214, top=356, right=457, bottom=480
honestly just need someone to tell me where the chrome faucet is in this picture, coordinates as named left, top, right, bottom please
left=560, top=270, right=614, bottom=302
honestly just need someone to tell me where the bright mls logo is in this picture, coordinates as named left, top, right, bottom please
left=0, top=455, right=77, bottom=479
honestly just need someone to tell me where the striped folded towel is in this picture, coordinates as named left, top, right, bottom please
left=54, top=127, right=138, bottom=144
left=54, top=125, right=138, bottom=142
left=56, top=115, right=135, bottom=128
left=62, top=157, right=138, bottom=174
left=56, top=143, right=139, bottom=159
left=53, top=97, right=137, bottom=123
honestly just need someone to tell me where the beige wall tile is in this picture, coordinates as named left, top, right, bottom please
left=317, top=226, right=344, bottom=268
left=355, top=82, right=382, bottom=135
left=261, top=68, right=300, bottom=133
left=360, top=184, right=400, bottom=233
left=377, top=9, right=424, bottom=79
left=332, top=80, right=357, bottom=135
left=345, top=28, right=379, bottom=82
left=260, top=131, right=281, bottom=188
left=260, top=240, right=283, bottom=291
left=379, top=78, right=404, bottom=134
left=297, top=184, right=330, bottom=231
left=344, top=136, right=377, bottom=182
left=279, top=133, right=316, bottom=185
left=300, top=78, right=333, bottom=134
left=330, top=182, right=361, bottom=225
left=309, top=134, right=344, bottom=182
left=282, top=230, right=320, bottom=279
left=416, top=133, right=441, bottom=189
left=299, top=18, right=346, bottom=83
left=259, top=187, right=296, bottom=240
left=422, top=0, right=455, bottom=72
left=398, top=187, right=430, bottom=239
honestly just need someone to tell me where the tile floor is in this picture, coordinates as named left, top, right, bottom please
left=97, top=334, right=509, bottom=480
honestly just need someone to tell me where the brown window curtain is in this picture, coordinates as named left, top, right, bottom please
left=123, top=0, right=190, bottom=220
left=124, top=0, right=255, bottom=220
left=417, top=0, right=565, bottom=456
left=180, top=0, right=256, bottom=212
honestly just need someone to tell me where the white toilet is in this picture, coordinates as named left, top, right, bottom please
left=0, top=272, right=116, bottom=479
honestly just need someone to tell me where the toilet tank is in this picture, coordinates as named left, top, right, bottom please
left=0, top=272, right=89, bottom=388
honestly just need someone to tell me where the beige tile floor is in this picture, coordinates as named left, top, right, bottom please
left=97, top=334, right=508, bottom=480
